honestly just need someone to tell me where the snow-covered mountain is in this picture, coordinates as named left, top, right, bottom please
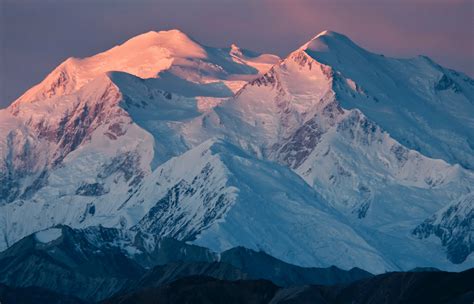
left=0, top=29, right=472, bottom=274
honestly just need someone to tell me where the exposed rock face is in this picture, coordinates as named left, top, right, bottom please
left=134, top=178, right=232, bottom=241
left=435, top=74, right=462, bottom=93
left=413, top=194, right=474, bottom=264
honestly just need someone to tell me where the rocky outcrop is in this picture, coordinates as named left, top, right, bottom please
left=413, top=194, right=474, bottom=263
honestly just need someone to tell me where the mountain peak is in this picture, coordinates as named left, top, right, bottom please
left=128, top=29, right=192, bottom=43
left=313, top=30, right=347, bottom=39
left=113, top=29, right=205, bottom=57
left=300, top=30, right=355, bottom=54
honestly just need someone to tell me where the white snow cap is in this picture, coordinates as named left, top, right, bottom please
left=300, top=30, right=354, bottom=52
left=108, top=29, right=207, bottom=59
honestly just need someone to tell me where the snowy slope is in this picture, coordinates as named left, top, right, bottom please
left=0, top=29, right=472, bottom=273
left=124, top=139, right=392, bottom=273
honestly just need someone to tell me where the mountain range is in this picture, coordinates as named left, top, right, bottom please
left=1, top=225, right=472, bottom=303
left=0, top=29, right=472, bottom=282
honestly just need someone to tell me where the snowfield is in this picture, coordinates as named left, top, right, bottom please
left=35, top=228, right=63, bottom=243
